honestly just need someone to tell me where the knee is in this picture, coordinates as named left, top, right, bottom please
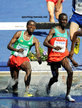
left=26, top=68, right=32, bottom=76
left=49, top=12, right=54, bottom=18
left=70, top=37, right=73, bottom=41
left=25, top=65, right=32, bottom=73
left=52, top=76, right=58, bottom=82
left=55, top=14, right=59, bottom=20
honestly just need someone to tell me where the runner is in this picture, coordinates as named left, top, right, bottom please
left=7, top=20, right=42, bottom=97
left=43, top=13, right=78, bottom=102
left=46, top=0, right=64, bottom=22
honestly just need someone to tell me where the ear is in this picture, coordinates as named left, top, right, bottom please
left=35, top=26, right=36, bottom=30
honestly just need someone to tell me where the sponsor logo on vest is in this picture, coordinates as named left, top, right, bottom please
left=57, top=34, right=60, bottom=36
left=56, top=37, right=67, bottom=40
left=20, top=40, right=23, bottom=42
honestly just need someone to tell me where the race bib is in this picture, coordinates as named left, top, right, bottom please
left=53, top=41, right=66, bottom=53
left=14, top=45, right=28, bottom=57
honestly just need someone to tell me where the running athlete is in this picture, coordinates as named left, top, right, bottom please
left=69, top=0, right=82, bottom=54
left=43, top=13, right=78, bottom=102
left=46, top=0, right=64, bottom=22
left=7, top=20, right=42, bottom=96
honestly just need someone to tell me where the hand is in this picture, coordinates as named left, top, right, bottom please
left=71, top=59, right=78, bottom=67
left=54, top=46, right=62, bottom=50
left=17, top=48, right=24, bottom=53
left=38, top=57, right=42, bottom=64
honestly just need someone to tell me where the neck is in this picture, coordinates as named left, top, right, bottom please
left=26, top=30, right=33, bottom=35
left=59, top=25, right=65, bottom=30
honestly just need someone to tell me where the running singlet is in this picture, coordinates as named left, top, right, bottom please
left=11, top=31, right=34, bottom=57
left=48, top=28, right=69, bottom=62
left=72, top=0, right=82, bottom=15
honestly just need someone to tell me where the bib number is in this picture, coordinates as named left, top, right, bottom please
left=53, top=41, right=66, bottom=53
left=14, top=45, right=28, bottom=57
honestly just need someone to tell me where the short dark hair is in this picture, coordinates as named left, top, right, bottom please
left=27, top=20, right=36, bottom=26
left=59, top=13, right=68, bottom=20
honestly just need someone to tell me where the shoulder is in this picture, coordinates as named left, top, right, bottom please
left=33, top=36, right=39, bottom=44
left=14, top=31, right=22, bottom=37
left=16, top=31, right=22, bottom=36
left=49, top=28, right=55, bottom=35
left=33, top=36, right=39, bottom=41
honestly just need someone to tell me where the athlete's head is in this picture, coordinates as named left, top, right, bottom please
left=26, top=20, right=36, bottom=34
left=59, top=13, right=68, bottom=28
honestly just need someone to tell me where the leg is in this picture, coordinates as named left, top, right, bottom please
left=55, top=3, right=62, bottom=19
left=20, top=61, right=32, bottom=92
left=70, top=22, right=79, bottom=41
left=46, top=63, right=59, bottom=94
left=62, top=58, right=73, bottom=96
left=48, top=65, right=59, bottom=88
left=70, top=22, right=80, bottom=54
left=47, top=1, right=55, bottom=22
left=10, top=67, right=19, bottom=91
left=62, top=57, right=75, bottom=102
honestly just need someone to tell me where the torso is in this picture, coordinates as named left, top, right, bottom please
left=11, top=31, right=34, bottom=57
left=48, top=28, right=69, bottom=62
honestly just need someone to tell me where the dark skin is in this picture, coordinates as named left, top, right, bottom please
left=43, top=15, right=77, bottom=98
left=43, top=15, right=78, bottom=67
left=7, top=21, right=42, bottom=91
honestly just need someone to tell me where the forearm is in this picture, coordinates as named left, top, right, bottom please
left=7, top=44, right=19, bottom=52
left=43, top=41, right=54, bottom=49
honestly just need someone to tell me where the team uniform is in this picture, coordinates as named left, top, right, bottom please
left=8, top=31, right=34, bottom=69
left=48, top=28, right=69, bottom=70
left=70, top=0, right=82, bottom=27
left=46, top=0, right=64, bottom=5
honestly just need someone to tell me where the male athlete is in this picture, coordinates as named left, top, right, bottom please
left=7, top=20, right=42, bottom=96
left=69, top=0, right=82, bottom=54
left=43, top=13, right=78, bottom=102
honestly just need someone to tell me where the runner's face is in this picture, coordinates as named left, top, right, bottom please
left=27, top=22, right=36, bottom=33
left=59, top=15, right=68, bottom=27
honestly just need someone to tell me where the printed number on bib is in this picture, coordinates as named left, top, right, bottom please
left=53, top=41, right=66, bottom=53
left=14, top=45, right=28, bottom=57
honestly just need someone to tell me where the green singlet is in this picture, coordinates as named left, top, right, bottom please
left=11, top=31, right=34, bottom=57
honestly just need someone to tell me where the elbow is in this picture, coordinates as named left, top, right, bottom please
left=7, top=44, right=10, bottom=50
left=43, top=41, right=47, bottom=46
left=43, top=42, right=45, bottom=46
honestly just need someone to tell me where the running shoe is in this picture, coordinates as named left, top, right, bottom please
left=74, top=37, right=80, bottom=54
left=66, top=95, right=75, bottom=102
left=24, top=92, right=33, bottom=97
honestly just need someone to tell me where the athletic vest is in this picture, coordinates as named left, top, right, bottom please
left=72, top=0, right=82, bottom=15
left=11, top=31, right=34, bottom=57
left=48, top=28, right=69, bottom=62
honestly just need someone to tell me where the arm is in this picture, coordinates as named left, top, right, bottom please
left=33, top=37, right=42, bottom=64
left=43, top=28, right=62, bottom=50
left=7, top=31, right=24, bottom=52
left=43, top=29, right=55, bottom=48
